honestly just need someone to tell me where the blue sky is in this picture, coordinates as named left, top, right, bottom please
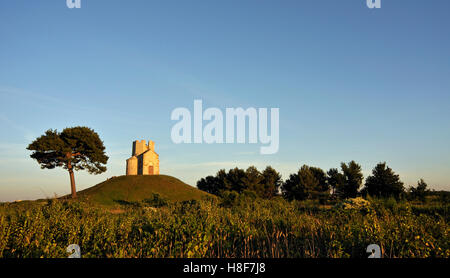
left=0, top=0, right=449, bottom=201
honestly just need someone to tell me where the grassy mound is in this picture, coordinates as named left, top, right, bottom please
left=76, top=175, right=212, bottom=206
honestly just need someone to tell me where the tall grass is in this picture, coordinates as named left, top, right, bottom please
left=0, top=196, right=448, bottom=258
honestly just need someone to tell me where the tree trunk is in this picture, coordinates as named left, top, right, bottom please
left=68, top=161, right=77, bottom=198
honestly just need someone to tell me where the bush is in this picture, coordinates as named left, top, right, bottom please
left=335, top=197, right=372, bottom=215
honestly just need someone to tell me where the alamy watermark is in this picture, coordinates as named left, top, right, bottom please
left=367, top=244, right=382, bottom=258
left=170, top=100, right=279, bottom=155
left=66, top=0, right=81, bottom=9
left=67, top=1, right=380, bottom=10
left=367, top=0, right=381, bottom=9
left=67, top=244, right=81, bottom=258
left=66, top=243, right=381, bottom=258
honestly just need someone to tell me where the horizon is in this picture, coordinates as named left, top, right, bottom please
left=1, top=0, right=450, bottom=202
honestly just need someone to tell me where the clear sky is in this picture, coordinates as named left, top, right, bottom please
left=0, top=0, right=449, bottom=202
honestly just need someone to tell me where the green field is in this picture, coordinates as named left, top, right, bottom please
left=0, top=176, right=448, bottom=258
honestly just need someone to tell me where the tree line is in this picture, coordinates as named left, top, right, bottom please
left=197, top=161, right=431, bottom=201
left=26, top=127, right=432, bottom=202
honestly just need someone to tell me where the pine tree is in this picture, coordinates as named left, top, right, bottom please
left=363, top=162, right=405, bottom=199
left=340, top=161, right=364, bottom=198
left=27, top=127, right=108, bottom=198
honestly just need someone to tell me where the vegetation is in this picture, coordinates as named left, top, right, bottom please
left=362, top=162, right=405, bottom=200
left=75, top=175, right=214, bottom=206
left=195, top=161, right=445, bottom=204
left=27, top=127, right=108, bottom=198
left=281, top=165, right=329, bottom=202
left=197, top=166, right=281, bottom=199
left=0, top=194, right=448, bottom=258
left=14, top=130, right=450, bottom=258
left=408, top=179, right=430, bottom=202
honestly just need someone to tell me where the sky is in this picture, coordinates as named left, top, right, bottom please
left=0, top=0, right=449, bottom=202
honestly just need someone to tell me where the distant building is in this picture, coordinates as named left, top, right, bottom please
left=126, top=140, right=160, bottom=175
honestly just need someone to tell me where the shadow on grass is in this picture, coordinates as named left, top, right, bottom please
left=113, top=199, right=142, bottom=207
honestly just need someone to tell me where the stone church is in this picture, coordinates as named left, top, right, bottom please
left=126, top=140, right=160, bottom=175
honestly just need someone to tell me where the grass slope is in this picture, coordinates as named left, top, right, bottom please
left=77, top=175, right=212, bottom=206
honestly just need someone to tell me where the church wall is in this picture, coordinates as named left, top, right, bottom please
left=126, top=156, right=138, bottom=175
left=126, top=140, right=160, bottom=176
left=143, top=151, right=160, bottom=175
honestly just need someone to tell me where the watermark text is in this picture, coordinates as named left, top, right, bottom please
left=171, top=100, right=279, bottom=155
left=66, top=0, right=81, bottom=9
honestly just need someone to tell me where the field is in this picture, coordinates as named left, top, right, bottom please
left=0, top=189, right=448, bottom=258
